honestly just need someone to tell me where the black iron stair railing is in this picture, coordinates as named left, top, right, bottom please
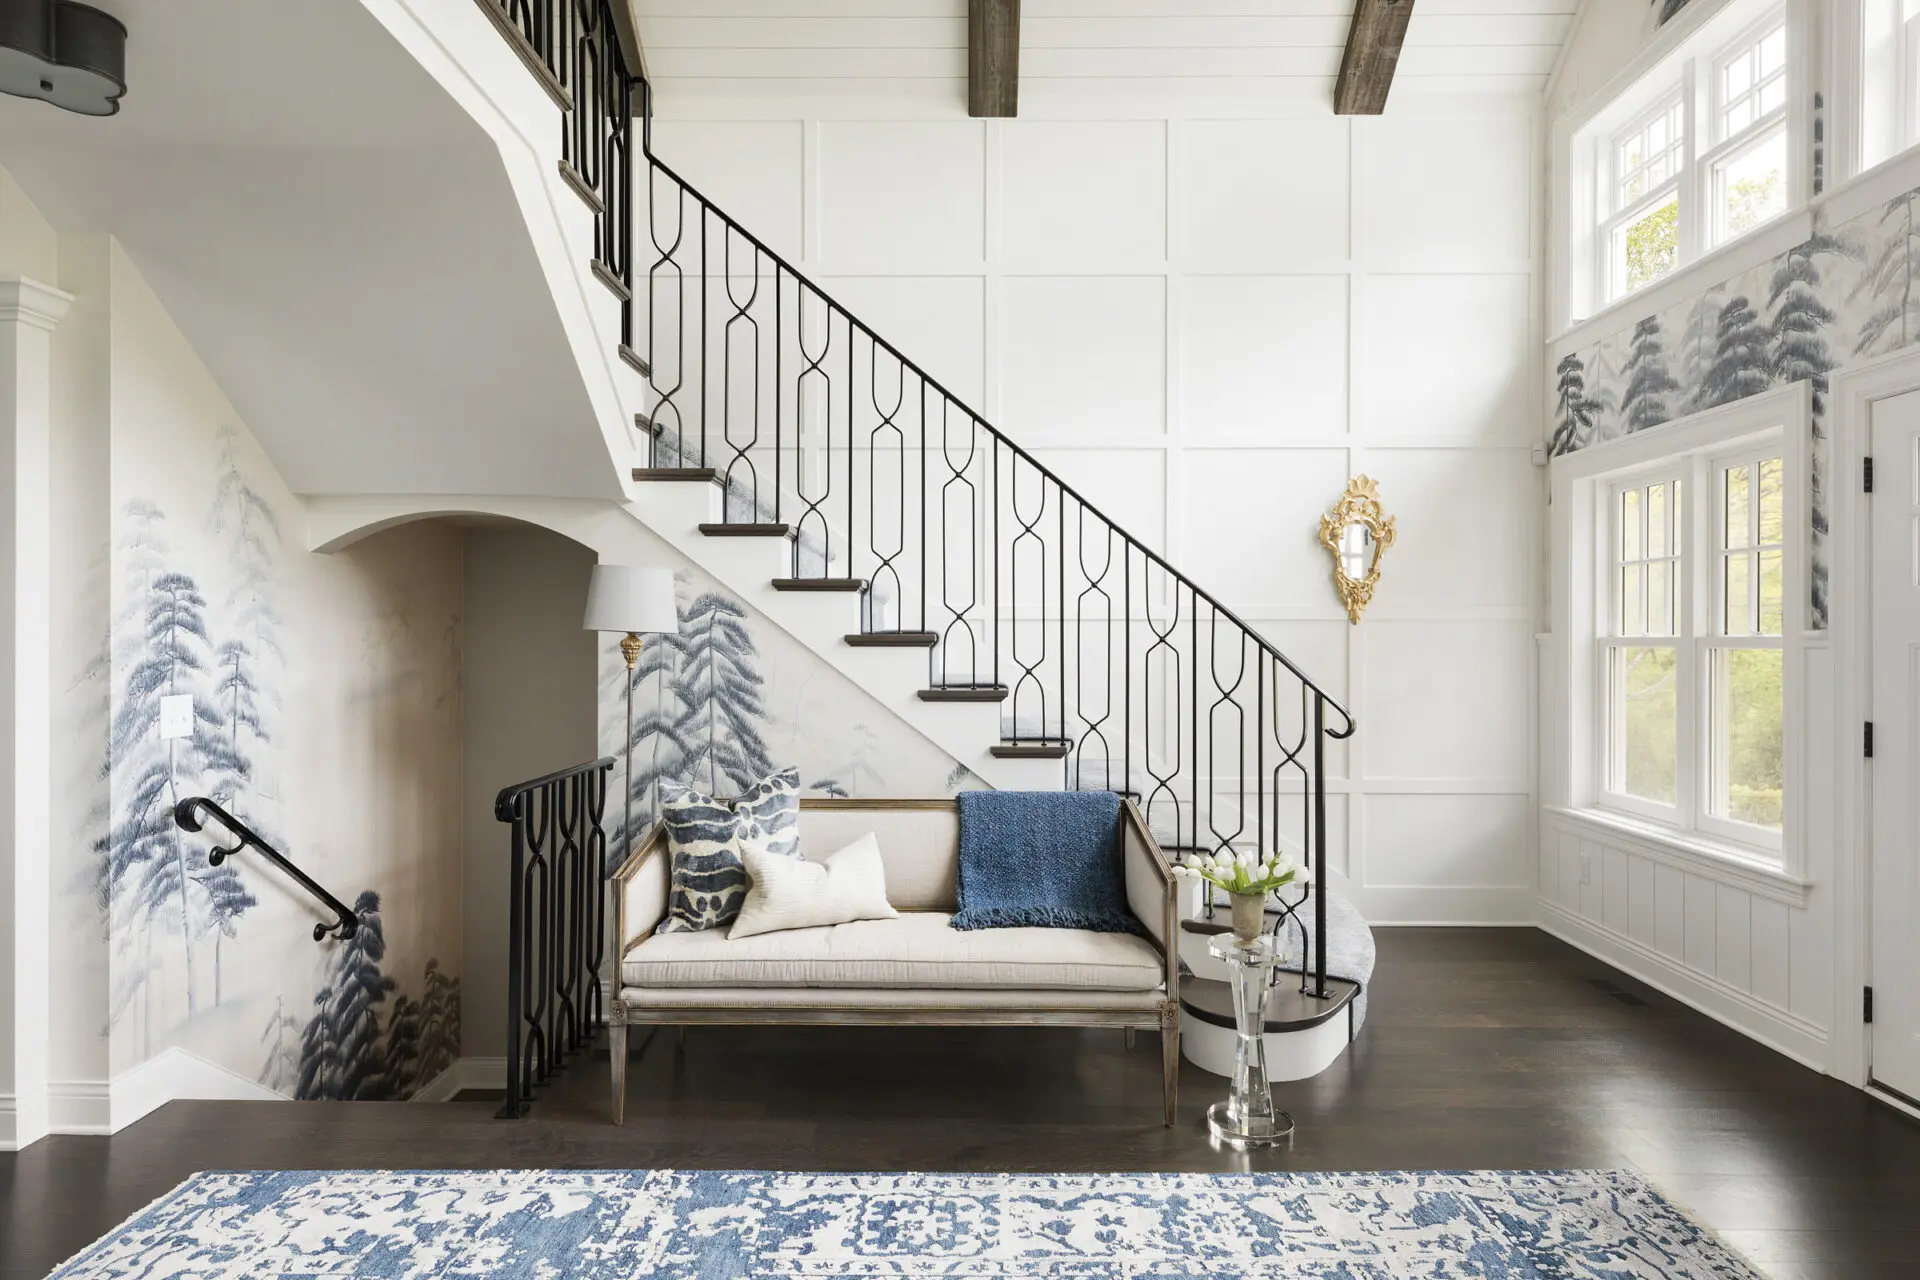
left=173, top=797, right=359, bottom=942
left=495, top=756, right=615, bottom=1119
left=474, top=0, right=1356, bottom=1002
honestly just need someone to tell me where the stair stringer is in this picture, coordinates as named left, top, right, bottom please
left=305, top=493, right=1070, bottom=793
left=361, top=0, right=653, bottom=497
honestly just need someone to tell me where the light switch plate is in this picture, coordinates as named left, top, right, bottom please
left=160, top=694, right=193, bottom=739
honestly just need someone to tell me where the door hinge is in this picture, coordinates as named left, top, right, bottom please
left=1866, top=986, right=1876, bottom=1024
left=1866, top=455, right=1875, bottom=493
left=1867, top=722, right=1876, bottom=758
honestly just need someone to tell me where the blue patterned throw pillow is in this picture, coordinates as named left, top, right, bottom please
left=657, top=767, right=801, bottom=933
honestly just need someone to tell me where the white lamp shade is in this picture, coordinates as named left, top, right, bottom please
left=583, top=565, right=678, bottom=634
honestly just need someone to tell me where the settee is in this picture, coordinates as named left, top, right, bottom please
left=609, top=796, right=1182, bottom=1125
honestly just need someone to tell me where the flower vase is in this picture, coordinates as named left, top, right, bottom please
left=1229, top=891, right=1266, bottom=943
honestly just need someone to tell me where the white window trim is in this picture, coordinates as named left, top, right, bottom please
left=1565, top=0, right=1810, bottom=323
left=1549, top=382, right=1812, bottom=883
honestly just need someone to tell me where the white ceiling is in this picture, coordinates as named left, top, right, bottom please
left=0, top=0, right=617, bottom=499
left=635, top=0, right=1579, bottom=107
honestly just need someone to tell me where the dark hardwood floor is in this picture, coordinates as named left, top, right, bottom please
left=4, top=928, right=1915, bottom=1279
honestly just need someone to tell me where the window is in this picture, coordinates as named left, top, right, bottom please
left=1605, top=474, right=1683, bottom=813
left=1860, top=0, right=1920, bottom=171
left=1596, top=448, right=1786, bottom=853
left=1577, top=1, right=1798, bottom=310
left=1706, top=452, right=1785, bottom=838
left=1706, top=17, right=1789, bottom=244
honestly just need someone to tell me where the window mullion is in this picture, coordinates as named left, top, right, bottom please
left=1680, top=57, right=1703, bottom=265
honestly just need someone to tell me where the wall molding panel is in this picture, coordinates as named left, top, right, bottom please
left=651, top=94, right=1545, bottom=924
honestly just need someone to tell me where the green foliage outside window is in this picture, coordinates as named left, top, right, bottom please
left=1624, top=201, right=1679, bottom=292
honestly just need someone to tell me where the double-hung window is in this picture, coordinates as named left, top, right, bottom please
left=1596, top=447, right=1786, bottom=854
left=1578, top=0, right=1797, bottom=312
left=1706, top=15, right=1789, bottom=245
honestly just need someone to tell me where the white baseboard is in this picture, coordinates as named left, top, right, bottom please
left=107, top=1047, right=282, bottom=1134
left=411, top=1056, right=507, bottom=1100
left=1539, top=900, right=1831, bottom=1072
left=0, top=1092, right=20, bottom=1151
left=412, top=1056, right=509, bottom=1101
left=47, top=1079, right=110, bottom=1135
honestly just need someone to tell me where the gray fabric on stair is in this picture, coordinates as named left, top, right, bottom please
left=1270, top=884, right=1374, bottom=1032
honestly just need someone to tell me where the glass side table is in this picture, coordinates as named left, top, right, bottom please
left=1204, top=932, right=1294, bottom=1148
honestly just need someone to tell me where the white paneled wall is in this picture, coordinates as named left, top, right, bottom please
left=1538, top=808, right=1829, bottom=1067
left=650, top=94, right=1543, bottom=924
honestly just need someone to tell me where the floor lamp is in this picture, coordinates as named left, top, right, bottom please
left=583, top=564, right=679, bottom=859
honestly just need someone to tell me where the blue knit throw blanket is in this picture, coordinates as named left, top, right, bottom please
left=950, top=790, right=1144, bottom=934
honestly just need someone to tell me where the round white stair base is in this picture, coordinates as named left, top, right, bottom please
left=1180, top=1009, right=1350, bottom=1083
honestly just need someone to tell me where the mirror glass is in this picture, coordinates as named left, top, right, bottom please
left=1338, top=522, right=1374, bottom=579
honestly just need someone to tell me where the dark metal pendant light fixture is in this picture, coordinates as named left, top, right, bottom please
left=0, top=0, right=125, bottom=116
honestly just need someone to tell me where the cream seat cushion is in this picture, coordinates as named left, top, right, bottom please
left=622, top=911, right=1163, bottom=992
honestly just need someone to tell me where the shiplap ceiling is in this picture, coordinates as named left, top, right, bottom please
left=634, top=1, right=1579, bottom=107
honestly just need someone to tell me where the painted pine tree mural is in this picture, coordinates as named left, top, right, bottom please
left=379, top=994, right=423, bottom=1099
left=1700, top=296, right=1773, bottom=409
left=618, top=626, right=692, bottom=836
left=672, top=590, right=774, bottom=793
left=1675, top=287, right=1724, bottom=414
left=295, top=890, right=397, bottom=1101
left=1852, top=191, right=1920, bottom=358
left=105, top=494, right=236, bottom=1036
left=1771, top=226, right=1858, bottom=629
left=1621, top=316, right=1682, bottom=432
left=415, top=958, right=460, bottom=1087
left=258, top=995, right=302, bottom=1092
left=1550, top=354, right=1611, bottom=456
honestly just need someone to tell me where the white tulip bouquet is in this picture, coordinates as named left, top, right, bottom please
left=1171, top=847, right=1310, bottom=897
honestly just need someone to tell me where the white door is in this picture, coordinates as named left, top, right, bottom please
left=1871, top=388, right=1920, bottom=1102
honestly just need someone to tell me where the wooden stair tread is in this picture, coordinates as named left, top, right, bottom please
left=619, top=345, right=651, bottom=377
left=633, top=467, right=716, bottom=482
left=918, top=685, right=1010, bottom=702
left=990, top=740, right=1073, bottom=759
left=700, top=523, right=791, bottom=537
left=771, top=577, right=867, bottom=592
left=845, top=631, right=940, bottom=647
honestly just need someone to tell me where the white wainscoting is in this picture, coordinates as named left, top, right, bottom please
left=648, top=93, right=1545, bottom=925
left=1537, top=807, right=1831, bottom=1070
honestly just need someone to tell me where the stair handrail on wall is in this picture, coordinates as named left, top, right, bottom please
left=494, top=755, right=616, bottom=1119
left=173, top=797, right=360, bottom=942
left=474, top=0, right=1355, bottom=1000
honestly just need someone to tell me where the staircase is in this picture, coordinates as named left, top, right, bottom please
left=459, top=0, right=1359, bottom=1010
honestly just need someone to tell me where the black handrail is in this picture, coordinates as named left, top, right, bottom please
left=173, top=797, right=358, bottom=942
left=495, top=755, right=615, bottom=1118
left=635, top=128, right=1354, bottom=739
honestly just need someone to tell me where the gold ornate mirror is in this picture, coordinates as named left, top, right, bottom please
left=1318, top=475, right=1396, bottom=624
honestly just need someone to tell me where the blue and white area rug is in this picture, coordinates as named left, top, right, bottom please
left=52, top=1168, right=1760, bottom=1278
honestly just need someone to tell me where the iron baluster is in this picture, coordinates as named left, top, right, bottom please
left=493, top=756, right=615, bottom=1119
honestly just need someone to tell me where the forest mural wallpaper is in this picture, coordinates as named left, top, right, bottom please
left=597, top=569, right=981, bottom=852
left=1550, top=181, right=1920, bottom=630
left=86, top=247, right=465, bottom=1101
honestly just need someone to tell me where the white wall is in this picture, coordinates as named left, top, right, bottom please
left=461, top=522, right=599, bottom=1060
left=647, top=92, right=1546, bottom=923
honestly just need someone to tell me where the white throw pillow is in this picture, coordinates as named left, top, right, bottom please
left=729, top=832, right=898, bottom=940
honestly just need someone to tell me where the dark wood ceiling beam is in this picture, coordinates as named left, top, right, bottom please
left=1334, top=0, right=1416, bottom=116
left=969, top=0, right=1020, bottom=118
